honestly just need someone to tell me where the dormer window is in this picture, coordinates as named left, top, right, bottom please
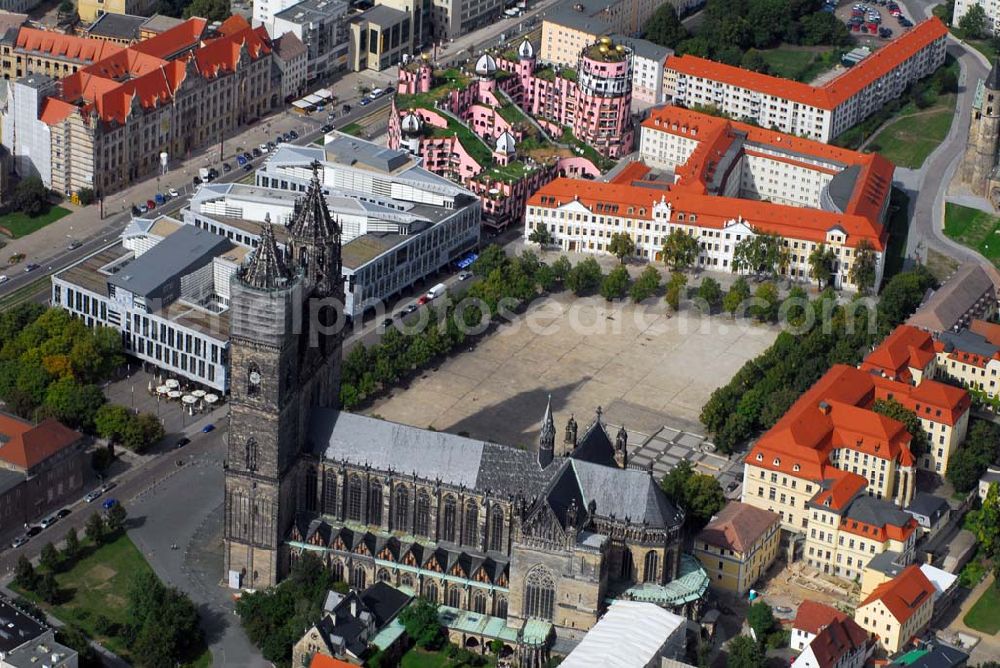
left=793, top=464, right=800, bottom=472
left=773, top=458, right=780, bottom=466
left=756, top=453, right=763, bottom=462
left=824, top=498, right=831, bottom=507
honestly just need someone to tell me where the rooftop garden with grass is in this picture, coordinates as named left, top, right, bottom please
left=395, top=68, right=471, bottom=111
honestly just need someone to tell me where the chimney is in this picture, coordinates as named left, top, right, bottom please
left=818, top=401, right=831, bottom=415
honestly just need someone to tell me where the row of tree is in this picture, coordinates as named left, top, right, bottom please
left=0, top=305, right=163, bottom=452
left=699, top=266, right=937, bottom=452
left=644, top=0, right=851, bottom=69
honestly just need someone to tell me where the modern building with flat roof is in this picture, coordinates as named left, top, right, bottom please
left=0, top=596, right=77, bottom=667
left=271, top=0, right=349, bottom=80
left=51, top=217, right=239, bottom=392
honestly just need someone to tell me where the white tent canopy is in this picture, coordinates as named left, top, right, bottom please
left=561, top=601, right=686, bottom=668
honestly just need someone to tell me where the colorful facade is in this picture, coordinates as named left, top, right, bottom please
left=389, top=37, right=634, bottom=230
left=855, top=565, right=936, bottom=655
left=694, top=502, right=780, bottom=595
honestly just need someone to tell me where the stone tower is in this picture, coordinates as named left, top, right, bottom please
left=223, top=220, right=304, bottom=588
left=224, top=166, right=345, bottom=589
left=962, top=59, right=1000, bottom=196
left=537, top=394, right=555, bottom=468
left=563, top=414, right=577, bottom=455
left=614, top=425, right=628, bottom=468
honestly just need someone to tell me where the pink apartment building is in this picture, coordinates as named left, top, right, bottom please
left=388, top=37, right=634, bottom=230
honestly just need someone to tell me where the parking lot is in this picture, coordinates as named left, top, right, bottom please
left=833, top=0, right=915, bottom=49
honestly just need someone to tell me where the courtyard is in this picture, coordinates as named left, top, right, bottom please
left=365, top=292, right=780, bottom=463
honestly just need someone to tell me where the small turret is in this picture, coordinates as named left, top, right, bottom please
left=563, top=414, right=577, bottom=452
left=538, top=394, right=555, bottom=468
left=614, top=424, right=627, bottom=469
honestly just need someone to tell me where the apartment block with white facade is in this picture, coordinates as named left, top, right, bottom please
left=526, top=105, right=893, bottom=291
left=51, top=219, right=237, bottom=392
left=662, top=17, right=948, bottom=143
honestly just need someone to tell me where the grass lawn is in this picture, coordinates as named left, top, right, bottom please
left=868, top=102, right=955, bottom=169
left=758, top=45, right=841, bottom=83
left=340, top=122, right=363, bottom=136
left=0, top=206, right=71, bottom=239
left=964, top=580, right=1000, bottom=634
left=401, top=648, right=498, bottom=668
left=14, top=534, right=210, bottom=666
left=943, top=202, right=1000, bottom=267
left=934, top=3, right=998, bottom=62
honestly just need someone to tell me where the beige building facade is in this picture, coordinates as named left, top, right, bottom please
left=854, top=565, right=935, bottom=655
left=694, top=502, right=780, bottom=594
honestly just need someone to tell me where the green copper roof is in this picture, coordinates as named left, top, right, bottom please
left=608, top=554, right=709, bottom=606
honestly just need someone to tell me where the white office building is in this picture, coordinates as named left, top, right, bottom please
left=268, top=0, right=350, bottom=81
left=1, top=76, right=56, bottom=188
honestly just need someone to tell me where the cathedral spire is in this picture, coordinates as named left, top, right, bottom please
left=287, top=159, right=343, bottom=295
left=238, top=215, right=290, bottom=290
left=288, top=160, right=340, bottom=242
left=538, top=394, right=555, bottom=468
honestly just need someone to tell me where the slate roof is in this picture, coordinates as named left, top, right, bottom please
left=570, top=459, right=682, bottom=528
left=892, top=644, right=968, bottom=668
left=309, top=409, right=556, bottom=498
left=807, top=617, right=870, bottom=668
left=568, top=417, right=617, bottom=468
left=907, top=262, right=997, bottom=333
left=87, top=13, right=146, bottom=40
left=906, top=493, right=949, bottom=524
left=844, top=494, right=912, bottom=528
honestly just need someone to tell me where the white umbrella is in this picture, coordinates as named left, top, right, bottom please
left=156, top=385, right=169, bottom=394
left=182, top=395, right=197, bottom=404
left=204, top=394, right=218, bottom=404
left=168, top=390, right=182, bottom=399
left=165, top=379, right=180, bottom=389
left=192, top=390, right=206, bottom=398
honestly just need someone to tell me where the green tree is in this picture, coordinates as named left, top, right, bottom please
left=39, top=542, right=59, bottom=572
left=600, top=265, right=630, bottom=301
left=696, top=277, right=723, bottom=311
left=94, top=404, right=130, bottom=443
left=121, top=413, right=164, bottom=453
left=752, top=281, right=779, bottom=322
left=849, top=239, right=878, bottom=294
left=399, top=598, right=444, bottom=650
left=660, top=459, right=694, bottom=505
left=182, top=0, right=230, bottom=20
left=872, top=399, right=929, bottom=458
left=630, top=265, right=661, bottom=302
left=808, top=243, right=836, bottom=290
left=684, top=473, right=726, bottom=529
left=85, top=512, right=106, bottom=545
left=646, top=2, right=688, bottom=47
left=41, top=378, right=105, bottom=431
left=661, top=229, right=700, bottom=271
left=565, top=257, right=603, bottom=295
left=57, top=0, right=73, bottom=12
left=960, top=3, right=988, bottom=38
left=528, top=225, right=553, bottom=246
left=106, top=503, right=127, bottom=534
left=723, top=278, right=751, bottom=317
left=607, top=233, right=636, bottom=264
left=747, top=602, right=776, bottom=641
left=978, top=483, right=1000, bottom=559
left=77, top=188, right=95, bottom=207
left=551, top=256, right=572, bottom=282
left=12, top=177, right=49, bottom=217
left=877, top=265, right=936, bottom=330
left=665, top=272, right=687, bottom=311
left=727, top=635, right=764, bottom=668
left=948, top=420, right=1000, bottom=492
left=14, top=555, right=36, bottom=590
left=740, top=49, right=768, bottom=73
left=471, top=244, right=507, bottom=277
left=35, top=573, right=59, bottom=604
left=62, top=527, right=80, bottom=561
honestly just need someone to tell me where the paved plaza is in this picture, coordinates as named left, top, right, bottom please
left=366, top=293, right=780, bottom=461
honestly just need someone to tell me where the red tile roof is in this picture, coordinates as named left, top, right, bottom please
left=15, top=27, right=123, bottom=63
left=538, top=105, right=893, bottom=251
left=860, top=325, right=936, bottom=382
left=43, top=17, right=270, bottom=127
left=859, top=564, right=935, bottom=624
left=795, top=601, right=849, bottom=635
left=808, top=617, right=871, bottom=668
left=665, top=18, right=947, bottom=110
left=309, top=656, right=354, bottom=668
left=0, top=414, right=81, bottom=470
left=970, top=319, right=1000, bottom=347
left=696, top=502, right=780, bottom=553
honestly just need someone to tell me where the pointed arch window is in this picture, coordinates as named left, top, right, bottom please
left=523, top=566, right=555, bottom=621
left=462, top=499, right=479, bottom=547
left=489, top=506, right=505, bottom=552
left=447, top=586, right=462, bottom=608
left=643, top=550, right=660, bottom=583
left=393, top=486, right=410, bottom=533
left=473, top=591, right=488, bottom=614
left=368, top=481, right=383, bottom=526
left=348, top=475, right=364, bottom=522
left=442, top=495, right=457, bottom=543
left=245, top=438, right=258, bottom=472
left=322, top=470, right=337, bottom=515
left=304, top=467, right=317, bottom=513
left=415, top=489, right=431, bottom=537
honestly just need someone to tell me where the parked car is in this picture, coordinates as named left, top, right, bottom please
left=24, top=263, right=39, bottom=272
left=39, top=515, right=58, bottom=529
left=368, top=87, right=384, bottom=99
left=243, top=151, right=253, bottom=162
left=176, top=437, right=190, bottom=448
left=202, top=424, right=216, bottom=433
left=289, top=130, right=299, bottom=140
left=267, top=141, right=276, bottom=151
left=102, top=498, right=118, bottom=510
left=416, top=295, right=429, bottom=306
left=342, top=104, right=351, bottom=113
left=252, top=147, right=262, bottom=158
left=11, top=536, right=27, bottom=549
left=321, top=124, right=334, bottom=133
left=155, top=193, right=166, bottom=205
left=84, top=489, right=102, bottom=503
left=209, top=167, right=219, bottom=179
left=381, top=318, right=394, bottom=330
left=193, top=176, right=203, bottom=186
left=243, top=163, right=253, bottom=172
left=237, top=155, right=247, bottom=166
left=275, top=135, right=285, bottom=144
left=360, top=97, right=372, bottom=106
left=146, top=199, right=156, bottom=210
left=403, top=304, right=418, bottom=314
left=26, top=525, right=42, bottom=537
left=258, top=143, right=269, bottom=153
left=68, top=240, right=82, bottom=250
left=223, top=163, right=232, bottom=173
left=102, top=482, right=116, bottom=493
left=138, top=203, right=148, bottom=213
left=281, top=132, right=292, bottom=142
left=0, top=275, right=8, bottom=284
left=168, top=187, right=179, bottom=197
left=458, top=271, right=472, bottom=281
left=56, top=508, right=71, bottom=519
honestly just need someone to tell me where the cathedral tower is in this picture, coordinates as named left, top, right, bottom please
left=224, top=221, right=304, bottom=588
left=962, top=59, right=1000, bottom=196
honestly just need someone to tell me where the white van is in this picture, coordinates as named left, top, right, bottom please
left=426, top=283, right=447, bottom=300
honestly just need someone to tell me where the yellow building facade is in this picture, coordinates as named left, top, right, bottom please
left=854, top=565, right=935, bottom=655
left=694, top=502, right=781, bottom=595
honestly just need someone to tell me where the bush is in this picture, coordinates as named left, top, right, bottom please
left=12, top=177, right=49, bottom=217
left=77, top=188, right=95, bottom=207
left=600, top=265, right=630, bottom=301
left=566, top=258, right=603, bottom=295
left=630, top=265, right=661, bottom=302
